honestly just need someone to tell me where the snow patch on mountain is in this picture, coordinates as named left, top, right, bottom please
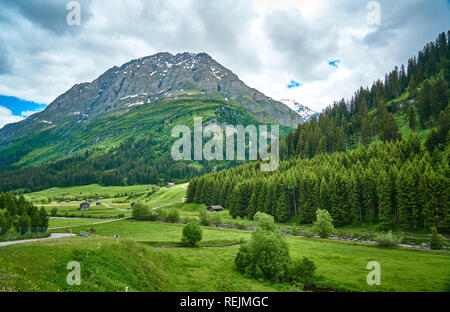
left=279, top=99, right=319, bottom=123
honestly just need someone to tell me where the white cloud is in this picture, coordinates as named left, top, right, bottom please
left=0, top=0, right=448, bottom=113
left=0, top=106, right=23, bottom=129
left=20, top=110, right=40, bottom=117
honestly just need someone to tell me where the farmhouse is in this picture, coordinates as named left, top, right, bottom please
left=167, top=183, right=175, bottom=188
left=79, top=202, right=90, bottom=210
left=207, top=205, right=224, bottom=212
left=96, top=202, right=101, bottom=206
left=154, top=185, right=160, bottom=190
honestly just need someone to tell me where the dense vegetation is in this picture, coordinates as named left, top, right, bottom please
left=0, top=98, right=262, bottom=192
left=235, top=212, right=316, bottom=289
left=187, top=32, right=450, bottom=233
left=187, top=139, right=449, bottom=231
left=0, top=192, right=49, bottom=238
left=280, top=32, right=449, bottom=160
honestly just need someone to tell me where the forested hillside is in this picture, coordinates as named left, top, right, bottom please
left=0, top=98, right=259, bottom=192
left=187, top=31, right=450, bottom=232
left=280, top=31, right=449, bottom=160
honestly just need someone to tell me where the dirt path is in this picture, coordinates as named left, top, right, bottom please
left=0, top=233, right=76, bottom=247
left=49, top=216, right=132, bottom=230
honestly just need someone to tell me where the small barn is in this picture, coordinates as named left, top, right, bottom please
left=65, top=200, right=70, bottom=203
left=167, top=183, right=175, bottom=188
left=153, top=185, right=160, bottom=191
left=79, top=202, right=90, bottom=211
left=96, top=202, right=101, bottom=206
left=207, top=205, right=224, bottom=212
left=131, top=202, right=135, bottom=209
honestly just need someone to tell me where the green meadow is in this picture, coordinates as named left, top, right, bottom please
left=1, top=183, right=448, bottom=292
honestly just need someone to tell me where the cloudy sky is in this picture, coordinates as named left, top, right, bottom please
left=0, top=0, right=449, bottom=128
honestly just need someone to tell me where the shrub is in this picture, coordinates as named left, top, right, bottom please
left=50, top=207, right=58, bottom=216
left=374, top=231, right=402, bottom=247
left=253, top=212, right=276, bottom=231
left=167, top=210, right=180, bottom=223
left=181, top=221, right=203, bottom=247
left=235, top=213, right=291, bottom=281
left=233, top=217, right=248, bottom=230
left=313, top=209, right=335, bottom=238
left=210, top=213, right=222, bottom=226
left=429, top=227, right=445, bottom=250
left=302, top=228, right=314, bottom=238
left=157, top=209, right=168, bottom=221
left=235, top=228, right=291, bottom=281
left=181, top=217, right=195, bottom=224
left=132, top=203, right=156, bottom=221
left=289, top=257, right=316, bottom=289
left=199, top=208, right=212, bottom=226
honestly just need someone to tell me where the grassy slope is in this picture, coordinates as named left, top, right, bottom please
left=4, top=96, right=291, bottom=169
left=28, top=184, right=186, bottom=218
left=0, top=236, right=277, bottom=292
left=2, top=220, right=449, bottom=292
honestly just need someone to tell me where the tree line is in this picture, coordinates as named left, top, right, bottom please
left=187, top=138, right=449, bottom=232
left=281, top=31, right=449, bottom=161
left=0, top=192, right=49, bottom=235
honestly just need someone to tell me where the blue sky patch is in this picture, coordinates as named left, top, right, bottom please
left=328, top=60, right=340, bottom=68
left=0, top=95, right=46, bottom=117
left=287, top=80, right=302, bottom=89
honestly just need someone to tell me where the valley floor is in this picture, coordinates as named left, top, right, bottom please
left=1, top=184, right=448, bottom=292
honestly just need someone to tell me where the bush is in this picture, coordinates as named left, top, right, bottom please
left=210, top=213, right=222, bottom=226
left=235, top=212, right=317, bottom=286
left=235, top=212, right=291, bottom=281
left=50, top=207, right=58, bottom=216
left=167, top=210, right=180, bottom=223
left=199, top=208, right=212, bottom=226
left=132, top=203, right=156, bottom=221
left=157, top=209, right=168, bottom=221
left=253, top=212, right=276, bottom=231
left=181, top=217, right=195, bottom=224
left=289, top=257, right=316, bottom=289
left=181, top=221, right=203, bottom=247
left=429, top=227, right=445, bottom=250
left=374, top=231, right=402, bottom=247
left=235, top=228, right=291, bottom=282
left=312, top=209, right=335, bottom=238
left=302, top=228, right=314, bottom=238
left=233, top=217, right=248, bottom=230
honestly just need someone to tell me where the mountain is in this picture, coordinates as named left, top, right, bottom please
left=279, top=99, right=319, bottom=122
left=0, top=52, right=300, bottom=191
left=0, top=52, right=300, bottom=142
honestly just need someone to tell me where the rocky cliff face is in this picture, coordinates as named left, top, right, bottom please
left=0, top=52, right=301, bottom=141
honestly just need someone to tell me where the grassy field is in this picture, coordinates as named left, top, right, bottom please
left=49, top=218, right=115, bottom=228
left=3, top=183, right=446, bottom=292
left=1, top=220, right=449, bottom=292
left=24, top=184, right=155, bottom=202
left=27, top=184, right=187, bottom=219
